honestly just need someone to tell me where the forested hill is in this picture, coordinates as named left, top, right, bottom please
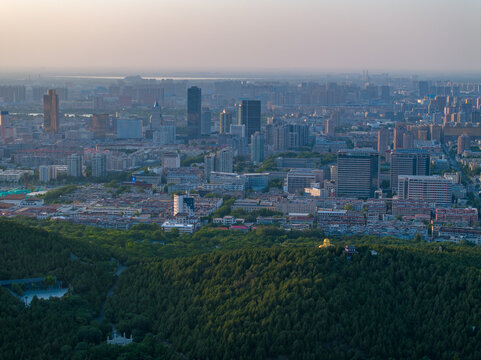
left=109, top=246, right=481, bottom=360
left=2, top=219, right=481, bottom=359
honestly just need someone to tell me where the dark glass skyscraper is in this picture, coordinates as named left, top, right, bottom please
left=238, top=100, right=261, bottom=140
left=187, top=86, right=201, bottom=140
left=337, top=148, right=379, bottom=198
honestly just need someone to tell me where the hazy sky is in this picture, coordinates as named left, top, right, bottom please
left=1, top=0, right=480, bottom=73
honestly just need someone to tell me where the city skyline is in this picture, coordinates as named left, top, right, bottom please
left=1, top=0, right=480, bottom=74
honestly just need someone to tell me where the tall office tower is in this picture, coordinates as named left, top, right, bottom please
left=92, top=114, right=109, bottom=138
left=39, top=165, right=57, bottom=183
left=381, top=85, right=390, bottom=103
left=219, top=109, right=232, bottom=134
left=43, top=89, right=59, bottom=133
left=216, top=147, right=234, bottom=173
left=418, top=81, right=429, bottom=98
left=457, top=134, right=471, bottom=155
left=201, top=107, right=211, bottom=136
left=173, top=194, right=195, bottom=216
left=337, top=148, right=379, bottom=198
left=398, top=175, right=453, bottom=206
left=238, top=100, right=261, bottom=140
left=67, top=154, right=83, bottom=177
left=251, top=132, right=265, bottom=164
left=377, top=128, right=389, bottom=156
left=390, top=149, right=430, bottom=191
left=92, top=153, right=107, bottom=178
left=187, top=86, right=202, bottom=140
left=150, top=101, right=162, bottom=131
left=204, top=154, right=216, bottom=181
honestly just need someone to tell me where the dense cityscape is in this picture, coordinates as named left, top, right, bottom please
left=2, top=0, right=481, bottom=358
left=0, top=74, right=480, bottom=241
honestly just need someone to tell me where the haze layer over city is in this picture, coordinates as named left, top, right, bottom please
left=1, top=1, right=481, bottom=359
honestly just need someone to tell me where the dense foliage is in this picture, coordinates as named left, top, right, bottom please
left=109, top=246, right=481, bottom=359
left=2, top=218, right=481, bottom=359
left=41, top=185, right=78, bottom=204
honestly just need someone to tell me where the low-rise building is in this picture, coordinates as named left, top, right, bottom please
left=435, top=207, right=478, bottom=226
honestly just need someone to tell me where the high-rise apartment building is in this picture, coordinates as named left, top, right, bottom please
left=187, top=86, right=202, bottom=140
left=457, top=134, right=470, bottom=155
left=337, top=149, right=379, bottom=198
left=43, top=89, right=59, bottom=133
left=204, top=154, right=216, bottom=181
left=92, top=153, right=107, bottom=178
left=67, top=154, right=83, bottom=177
left=393, top=123, right=415, bottom=150
left=251, top=132, right=265, bottom=164
left=390, top=149, right=430, bottom=190
left=398, top=175, right=453, bottom=206
left=216, top=148, right=234, bottom=173
left=39, top=165, right=57, bottom=183
left=204, top=148, right=234, bottom=180
left=238, top=100, right=261, bottom=140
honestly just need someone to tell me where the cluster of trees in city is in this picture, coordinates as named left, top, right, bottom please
left=2, top=218, right=481, bottom=358
left=40, top=185, right=78, bottom=204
